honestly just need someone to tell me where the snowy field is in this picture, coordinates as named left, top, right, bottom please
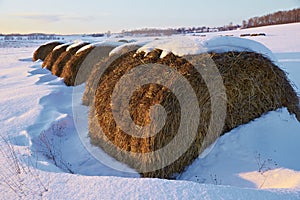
left=0, top=23, right=300, bottom=199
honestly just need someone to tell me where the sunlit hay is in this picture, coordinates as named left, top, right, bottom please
left=51, top=42, right=90, bottom=77
left=82, top=44, right=142, bottom=106
left=211, top=52, right=300, bottom=128
left=61, top=45, right=118, bottom=86
left=42, top=44, right=71, bottom=71
left=89, top=50, right=300, bottom=179
left=60, top=45, right=95, bottom=86
left=32, top=41, right=64, bottom=62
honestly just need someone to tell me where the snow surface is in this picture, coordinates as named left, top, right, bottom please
left=0, top=23, right=300, bottom=199
left=109, top=40, right=153, bottom=56
left=43, top=40, right=64, bottom=45
left=137, top=36, right=277, bottom=61
left=53, top=42, right=73, bottom=51
left=66, top=41, right=89, bottom=51
left=240, top=168, right=300, bottom=189
left=76, top=41, right=126, bottom=54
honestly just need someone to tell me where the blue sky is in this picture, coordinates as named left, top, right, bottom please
left=0, top=0, right=299, bottom=34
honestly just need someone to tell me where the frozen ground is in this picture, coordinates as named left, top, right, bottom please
left=0, top=23, right=300, bottom=199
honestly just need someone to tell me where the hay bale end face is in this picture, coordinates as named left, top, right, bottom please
left=61, top=45, right=117, bottom=86
left=32, top=41, right=64, bottom=62
left=42, top=44, right=71, bottom=71
left=89, top=49, right=300, bottom=179
left=52, top=42, right=90, bottom=77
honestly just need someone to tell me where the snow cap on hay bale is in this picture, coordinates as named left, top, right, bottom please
left=61, top=41, right=124, bottom=86
left=42, top=43, right=71, bottom=71
left=89, top=48, right=300, bottom=179
left=109, top=40, right=152, bottom=57
left=82, top=44, right=142, bottom=106
left=32, top=41, right=64, bottom=61
left=52, top=42, right=90, bottom=77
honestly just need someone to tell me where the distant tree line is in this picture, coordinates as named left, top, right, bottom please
left=86, top=33, right=105, bottom=37
left=122, top=28, right=177, bottom=36
left=1, top=33, right=55, bottom=37
left=0, top=33, right=61, bottom=41
left=175, top=24, right=241, bottom=34
left=0, top=32, right=106, bottom=39
left=243, top=8, right=300, bottom=28
left=121, top=24, right=241, bottom=36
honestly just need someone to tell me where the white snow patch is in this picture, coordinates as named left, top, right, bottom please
left=53, top=42, right=73, bottom=51
left=76, top=41, right=125, bottom=54
left=137, top=36, right=277, bottom=61
left=203, top=36, right=277, bottom=61
left=66, top=41, right=88, bottom=51
left=109, top=40, right=152, bottom=56
left=240, top=168, right=300, bottom=189
left=137, top=37, right=203, bottom=58
left=42, top=40, right=64, bottom=45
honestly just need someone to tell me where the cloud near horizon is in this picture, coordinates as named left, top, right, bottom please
left=11, top=13, right=98, bottom=24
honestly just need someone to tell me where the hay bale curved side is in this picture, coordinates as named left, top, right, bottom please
left=82, top=44, right=142, bottom=106
left=89, top=49, right=300, bottom=179
left=32, top=41, right=64, bottom=62
left=42, top=44, right=71, bottom=71
left=209, top=52, right=300, bottom=128
left=52, top=42, right=90, bottom=77
left=61, top=45, right=117, bottom=86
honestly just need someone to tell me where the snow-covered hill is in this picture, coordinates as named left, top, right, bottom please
left=0, top=23, right=300, bottom=199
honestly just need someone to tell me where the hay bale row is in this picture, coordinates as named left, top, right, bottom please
left=61, top=45, right=118, bottom=86
left=89, top=49, right=300, bottom=179
left=52, top=42, right=90, bottom=77
left=32, top=41, right=64, bottom=62
left=33, top=41, right=124, bottom=87
left=42, top=43, right=71, bottom=71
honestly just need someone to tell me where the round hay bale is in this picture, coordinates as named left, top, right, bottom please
left=89, top=49, right=300, bottom=179
left=60, top=45, right=95, bottom=86
left=240, top=34, right=251, bottom=37
left=82, top=44, right=142, bottom=106
left=259, top=33, right=266, bottom=36
left=32, top=41, right=64, bottom=62
left=61, top=45, right=119, bottom=86
left=118, top=39, right=129, bottom=43
left=42, top=43, right=71, bottom=71
left=52, top=42, right=90, bottom=77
